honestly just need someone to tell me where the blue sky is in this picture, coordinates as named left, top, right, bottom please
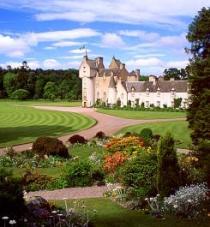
left=0, top=0, right=210, bottom=75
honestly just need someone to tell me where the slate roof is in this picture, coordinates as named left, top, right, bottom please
left=86, top=59, right=97, bottom=69
left=126, top=80, right=188, bottom=92
left=98, top=68, right=121, bottom=77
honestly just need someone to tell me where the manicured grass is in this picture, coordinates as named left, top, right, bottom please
left=97, top=108, right=186, bottom=119
left=118, top=121, right=191, bottom=148
left=0, top=101, right=95, bottom=147
left=0, top=99, right=81, bottom=107
left=55, top=198, right=209, bottom=227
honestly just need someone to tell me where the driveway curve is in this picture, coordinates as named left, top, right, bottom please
left=0, top=106, right=185, bottom=155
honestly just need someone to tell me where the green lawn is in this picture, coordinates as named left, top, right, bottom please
left=97, top=108, right=186, bottom=119
left=118, top=121, right=191, bottom=148
left=0, top=99, right=81, bottom=107
left=0, top=101, right=95, bottom=147
left=55, top=198, right=209, bottom=227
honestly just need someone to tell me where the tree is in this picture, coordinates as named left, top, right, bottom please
left=43, top=81, right=58, bottom=100
left=174, top=97, right=182, bottom=108
left=186, top=7, right=210, bottom=148
left=157, top=132, right=181, bottom=197
left=163, top=68, right=188, bottom=80
left=3, top=72, right=17, bottom=97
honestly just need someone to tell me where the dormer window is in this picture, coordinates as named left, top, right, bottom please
left=171, top=88, right=175, bottom=96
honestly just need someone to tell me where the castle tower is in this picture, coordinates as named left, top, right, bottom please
left=107, top=73, right=117, bottom=105
left=79, top=56, right=97, bottom=107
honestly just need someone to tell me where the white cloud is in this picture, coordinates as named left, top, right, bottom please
left=52, top=41, right=83, bottom=47
left=0, top=28, right=99, bottom=58
left=42, top=59, right=61, bottom=69
left=2, top=0, right=210, bottom=27
left=69, top=49, right=91, bottom=54
left=119, top=30, right=160, bottom=41
left=166, top=60, right=189, bottom=68
left=101, top=33, right=125, bottom=48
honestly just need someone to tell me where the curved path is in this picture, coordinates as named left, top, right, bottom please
left=0, top=106, right=185, bottom=155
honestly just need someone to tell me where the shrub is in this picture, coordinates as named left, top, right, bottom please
left=11, top=89, right=30, bottom=100
left=68, top=134, right=87, bottom=144
left=95, top=131, right=106, bottom=139
left=64, top=161, right=93, bottom=187
left=32, top=137, right=69, bottom=158
left=0, top=168, right=25, bottom=218
left=22, top=171, right=53, bottom=191
left=105, top=136, right=144, bottom=154
left=120, top=153, right=157, bottom=198
left=163, top=183, right=209, bottom=218
left=140, top=128, right=153, bottom=140
left=103, top=151, right=128, bottom=173
left=157, top=132, right=181, bottom=197
left=92, top=167, right=105, bottom=185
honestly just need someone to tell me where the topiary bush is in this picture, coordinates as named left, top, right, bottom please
left=32, top=136, right=69, bottom=158
left=64, top=161, right=93, bottom=187
left=11, top=89, right=30, bottom=100
left=95, top=131, right=106, bottom=139
left=0, top=168, right=25, bottom=219
left=68, top=134, right=87, bottom=144
left=157, top=132, right=181, bottom=197
left=140, top=128, right=153, bottom=140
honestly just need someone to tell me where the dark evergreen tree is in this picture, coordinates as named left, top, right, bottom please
left=186, top=7, right=210, bottom=148
left=157, top=132, right=181, bottom=197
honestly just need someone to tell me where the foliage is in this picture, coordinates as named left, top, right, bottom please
left=174, top=98, right=182, bottom=108
left=0, top=168, right=25, bottom=218
left=120, top=152, right=157, bottom=199
left=32, top=136, right=69, bottom=158
left=186, top=7, right=210, bottom=148
left=139, top=128, right=153, bottom=141
left=157, top=133, right=181, bottom=197
left=163, top=183, right=209, bottom=219
left=103, top=151, right=128, bottom=173
left=43, top=81, right=58, bottom=100
left=0, top=150, right=67, bottom=168
left=163, top=68, right=188, bottom=80
left=68, top=134, right=87, bottom=144
left=63, top=160, right=94, bottom=187
left=3, top=72, right=17, bottom=97
left=22, top=171, right=53, bottom=191
left=95, top=131, right=106, bottom=139
left=11, top=89, right=30, bottom=100
left=104, top=136, right=144, bottom=154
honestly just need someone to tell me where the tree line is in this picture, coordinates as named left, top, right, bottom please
left=0, top=62, right=81, bottom=100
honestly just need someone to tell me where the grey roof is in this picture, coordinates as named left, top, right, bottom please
left=108, top=76, right=116, bottom=88
left=98, top=68, right=121, bottom=77
left=86, top=59, right=97, bottom=69
left=126, top=80, right=188, bottom=92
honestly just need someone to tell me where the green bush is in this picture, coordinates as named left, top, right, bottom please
left=140, top=128, right=153, bottom=140
left=32, top=136, right=69, bottom=158
left=11, top=89, right=30, bottom=100
left=68, top=134, right=87, bottom=144
left=0, top=168, right=25, bottom=218
left=21, top=171, right=53, bottom=191
left=157, top=132, right=181, bottom=197
left=120, top=152, right=157, bottom=198
left=64, top=160, right=93, bottom=187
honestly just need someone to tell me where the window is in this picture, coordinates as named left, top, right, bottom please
left=157, top=88, right=160, bottom=97
left=157, top=101, right=160, bottom=107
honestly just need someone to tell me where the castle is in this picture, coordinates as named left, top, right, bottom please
left=79, top=55, right=189, bottom=108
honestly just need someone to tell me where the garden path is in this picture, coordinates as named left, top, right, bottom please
left=0, top=106, right=185, bottom=155
left=27, top=185, right=107, bottom=200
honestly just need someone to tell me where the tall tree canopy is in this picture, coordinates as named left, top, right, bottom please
left=163, top=68, right=188, bottom=80
left=186, top=7, right=210, bottom=148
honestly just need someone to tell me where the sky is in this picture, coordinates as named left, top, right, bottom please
left=0, top=0, right=210, bottom=75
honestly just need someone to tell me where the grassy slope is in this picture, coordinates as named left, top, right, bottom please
left=118, top=121, right=191, bottom=148
left=55, top=198, right=209, bottom=227
left=0, top=101, right=95, bottom=147
left=97, top=108, right=186, bottom=119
